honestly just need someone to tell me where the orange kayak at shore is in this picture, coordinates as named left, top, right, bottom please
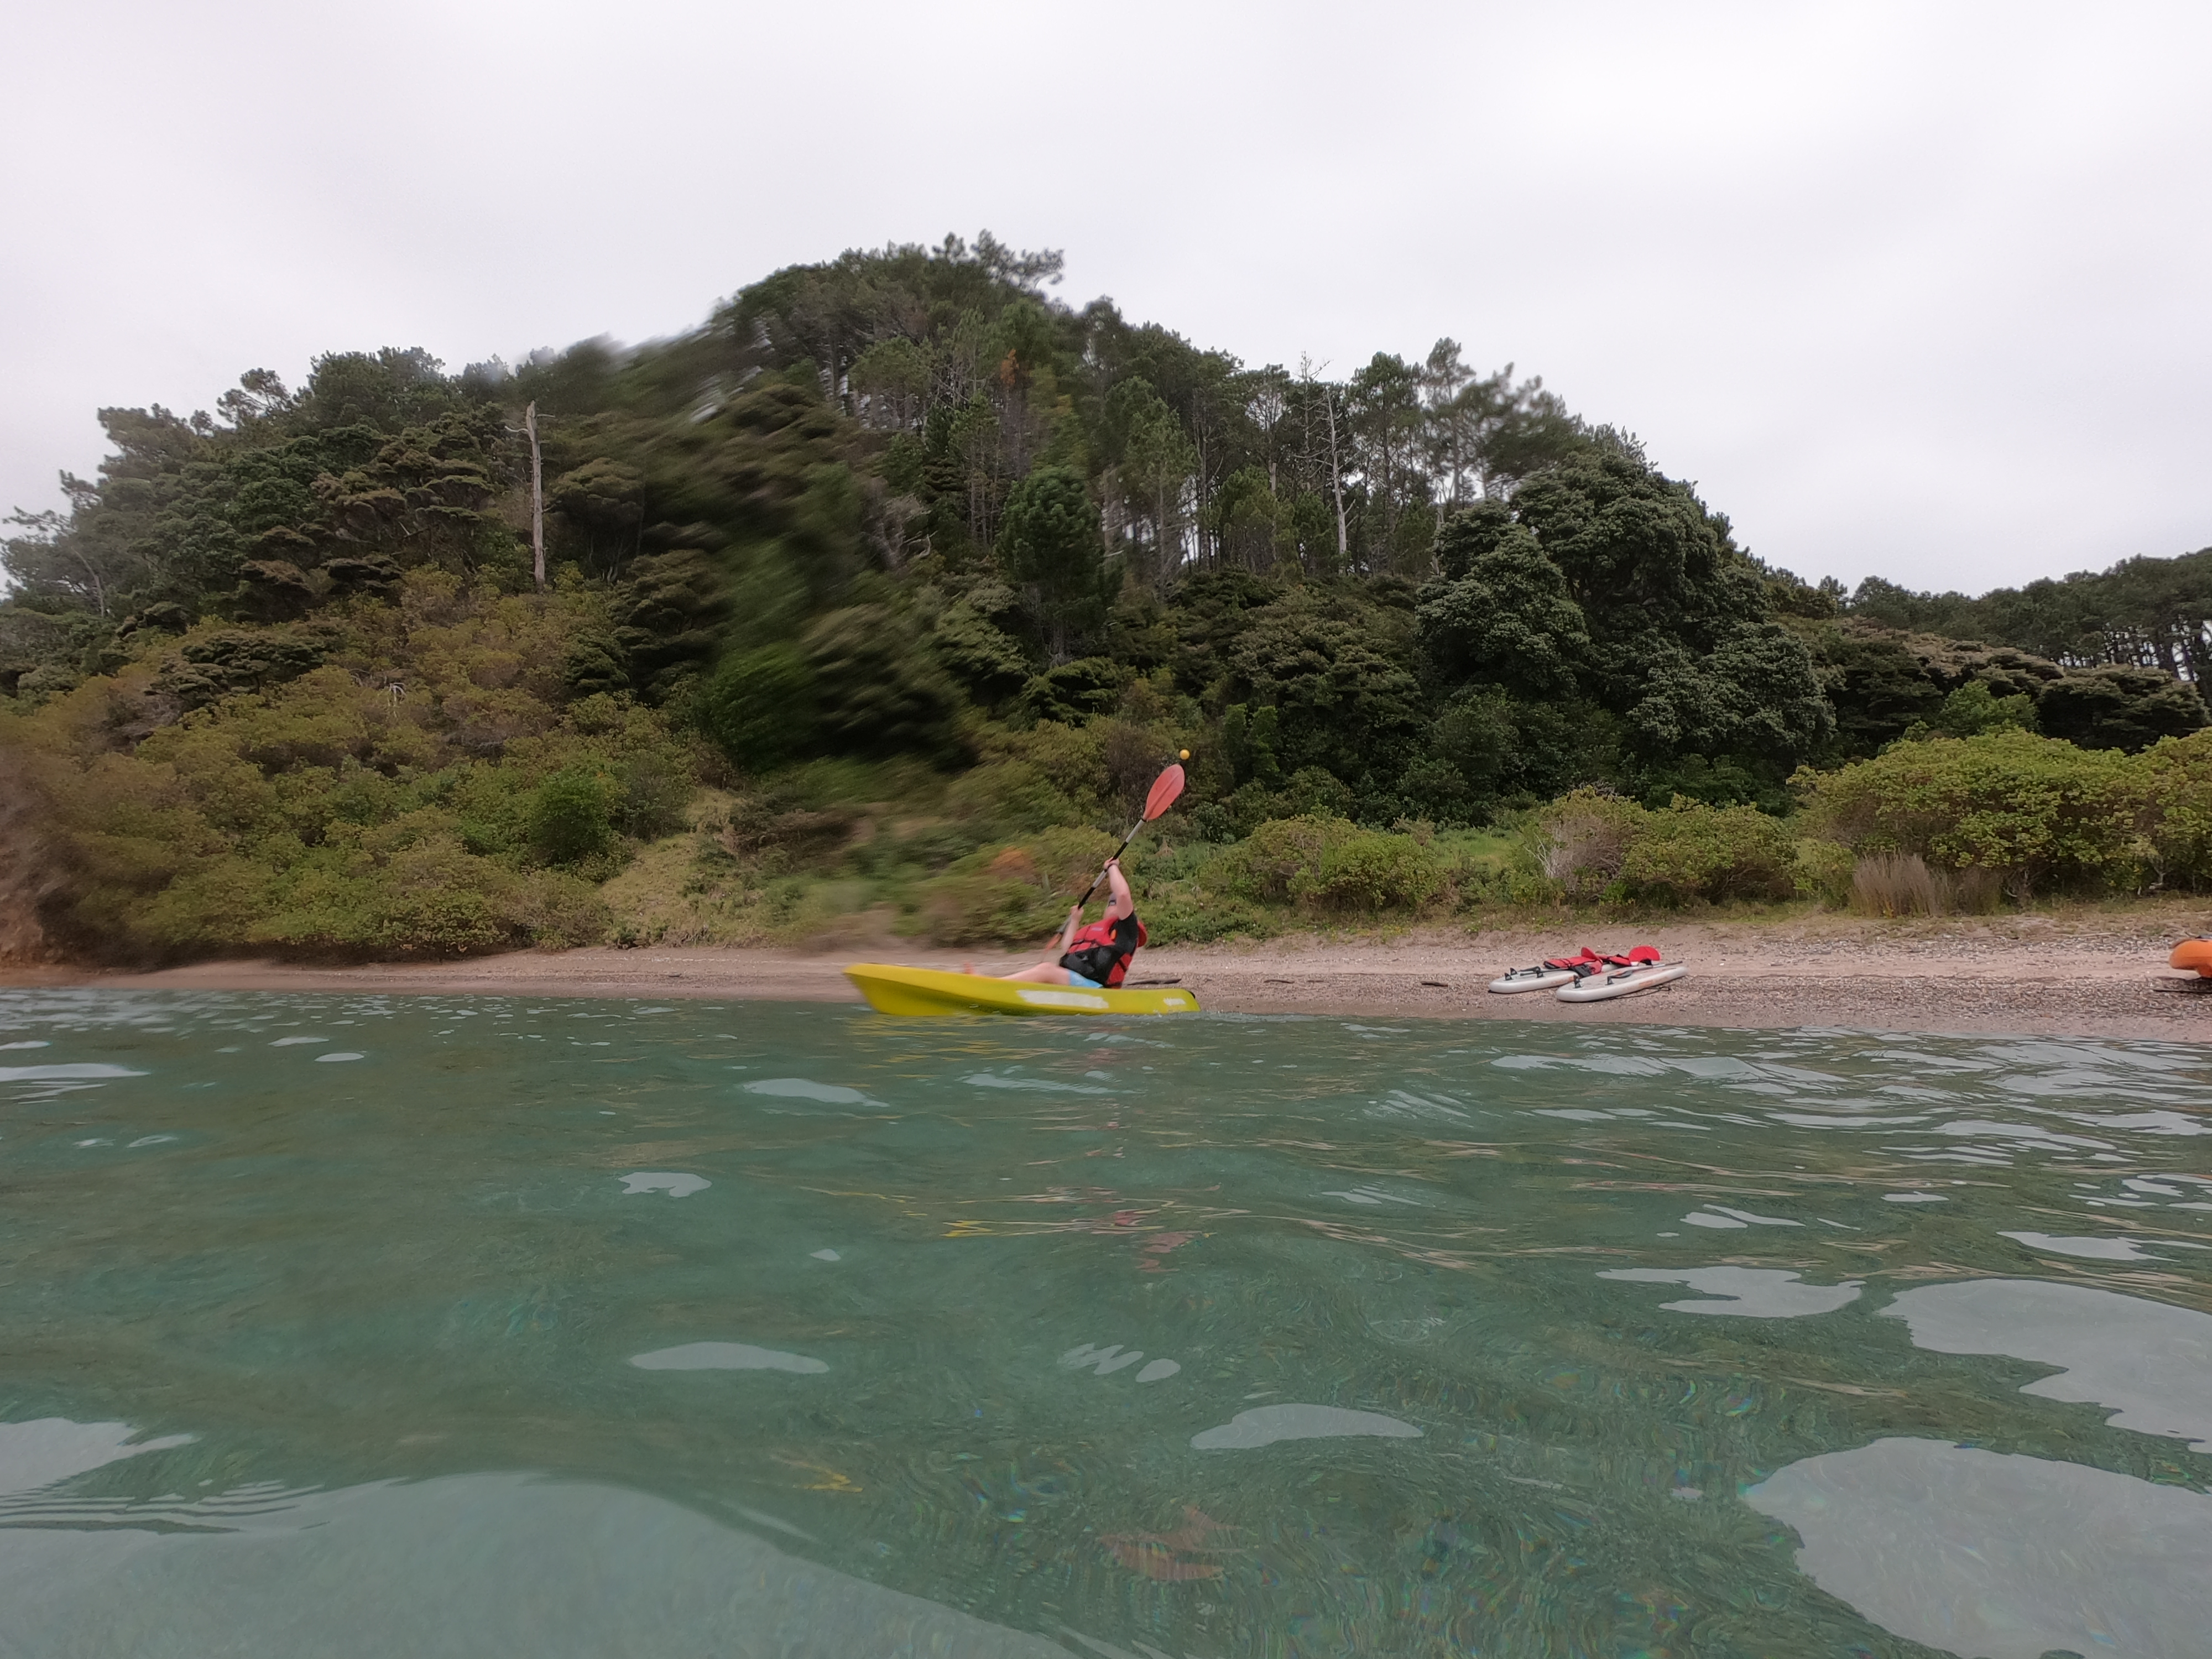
left=2171, top=940, right=2212, bottom=977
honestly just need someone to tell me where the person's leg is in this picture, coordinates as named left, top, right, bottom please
left=998, top=962, right=1076, bottom=983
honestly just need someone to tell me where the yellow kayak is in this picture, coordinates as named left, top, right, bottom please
left=843, top=963, right=1201, bottom=1018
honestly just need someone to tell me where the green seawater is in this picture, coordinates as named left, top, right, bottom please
left=3, top=991, right=2212, bottom=1658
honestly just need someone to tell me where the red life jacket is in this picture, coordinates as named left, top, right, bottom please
left=1543, top=945, right=1662, bottom=978
left=1060, top=913, right=1146, bottom=987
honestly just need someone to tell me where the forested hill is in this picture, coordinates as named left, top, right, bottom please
left=2, top=232, right=2208, bottom=961
left=1845, top=554, right=2212, bottom=683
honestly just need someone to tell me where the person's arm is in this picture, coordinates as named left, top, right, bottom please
left=1058, top=905, right=1083, bottom=950
left=1103, top=857, right=1133, bottom=921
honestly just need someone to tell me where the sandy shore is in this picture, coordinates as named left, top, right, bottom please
left=7, top=915, right=2211, bottom=1041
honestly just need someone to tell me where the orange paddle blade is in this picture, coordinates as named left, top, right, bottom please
left=1142, top=764, right=1187, bottom=821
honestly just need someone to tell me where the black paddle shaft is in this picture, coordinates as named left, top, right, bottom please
left=1072, top=823, right=1144, bottom=914
left=1056, top=760, right=1186, bottom=943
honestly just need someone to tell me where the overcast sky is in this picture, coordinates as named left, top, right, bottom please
left=4, top=0, right=2207, bottom=593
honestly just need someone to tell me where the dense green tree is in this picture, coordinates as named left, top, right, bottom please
left=802, top=604, right=963, bottom=759
left=1792, top=621, right=1949, bottom=757
left=1510, top=449, right=1772, bottom=682
left=612, top=549, right=732, bottom=702
left=1410, top=456, right=1828, bottom=802
left=995, top=464, right=1104, bottom=662
left=2034, top=666, right=2209, bottom=752
left=1620, top=622, right=1830, bottom=764
left=1227, top=590, right=1426, bottom=798
left=527, top=768, right=615, bottom=864
left=926, top=596, right=1030, bottom=705
left=1923, top=680, right=2037, bottom=738
left=1416, top=510, right=1588, bottom=698
left=700, top=642, right=817, bottom=771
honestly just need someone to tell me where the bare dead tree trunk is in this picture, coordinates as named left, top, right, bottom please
left=70, top=548, right=107, bottom=616
left=525, top=401, right=546, bottom=592
left=1322, top=390, right=1349, bottom=573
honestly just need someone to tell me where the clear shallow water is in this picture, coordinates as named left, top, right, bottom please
left=3, top=994, right=2212, bottom=1657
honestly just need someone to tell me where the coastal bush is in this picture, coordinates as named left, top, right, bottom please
left=1797, top=730, right=2136, bottom=899
left=2135, top=729, right=2212, bottom=890
left=1295, top=826, right=1446, bottom=912
left=1529, top=789, right=1642, bottom=902
left=1794, top=839, right=1856, bottom=906
left=1215, top=815, right=1443, bottom=913
left=1615, top=799, right=1798, bottom=905
left=1224, top=816, right=1348, bottom=903
left=15, top=241, right=2212, bottom=968
left=0, top=574, right=678, bottom=959
left=527, top=768, right=615, bottom=865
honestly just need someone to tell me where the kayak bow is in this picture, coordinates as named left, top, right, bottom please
left=844, top=963, right=1201, bottom=1018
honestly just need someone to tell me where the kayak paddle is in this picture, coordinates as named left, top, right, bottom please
left=1071, top=761, right=1187, bottom=913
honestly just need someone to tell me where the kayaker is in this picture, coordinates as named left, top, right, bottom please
left=989, top=858, right=1147, bottom=988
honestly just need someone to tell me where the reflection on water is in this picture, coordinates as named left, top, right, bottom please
left=3, top=990, right=2212, bottom=1656
left=1190, top=1405, right=1422, bottom=1450
left=1884, top=1278, right=2212, bottom=1451
left=2, top=1464, right=1072, bottom=1659
left=0, top=1419, right=194, bottom=1497
left=1746, top=1438, right=2212, bottom=1659
left=632, top=1342, right=830, bottom=1373
left=1597, top=1265, right=1864, bottom=1317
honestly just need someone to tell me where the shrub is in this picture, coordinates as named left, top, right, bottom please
left=699, top=643, right=817, bottom=772
left=1279, top=766, right=1355, bottom=821
left=1224, top=780, right=1281, bottom=837
left=1795, top=839, right=1856, bottom=906
left=506, top=869, right=613, bottom=948
left=2136, top=729, right=2212, bottom=891
left=1529, top=788, right=1642, bottom=901
left=613, top=751, right=695, bottom=841
left=1227, top=815, right=1345, bottom=902
left=1797, top=729, right=2136, bottom=900
left=1220, top=815, right=1442, bottom=912
left=1026, top=825, right=1123, bottom=896
left=981, top=722, right=1105, bottom=813
left=919, top=872, right=1061, bottom=946
left=1850, top=852, right=1947, bottom=917
left=1138, top=888, right=1275, bottom=943
left=942, top=759, right=1080, bottom=833
left=1188, top=801, right=1237, bottom=843
left=1296, top=827, right=1445, bottom=911
left=526, top=768, right=615, bottom=865
left=1615, top=799, right=1798, bottom=905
